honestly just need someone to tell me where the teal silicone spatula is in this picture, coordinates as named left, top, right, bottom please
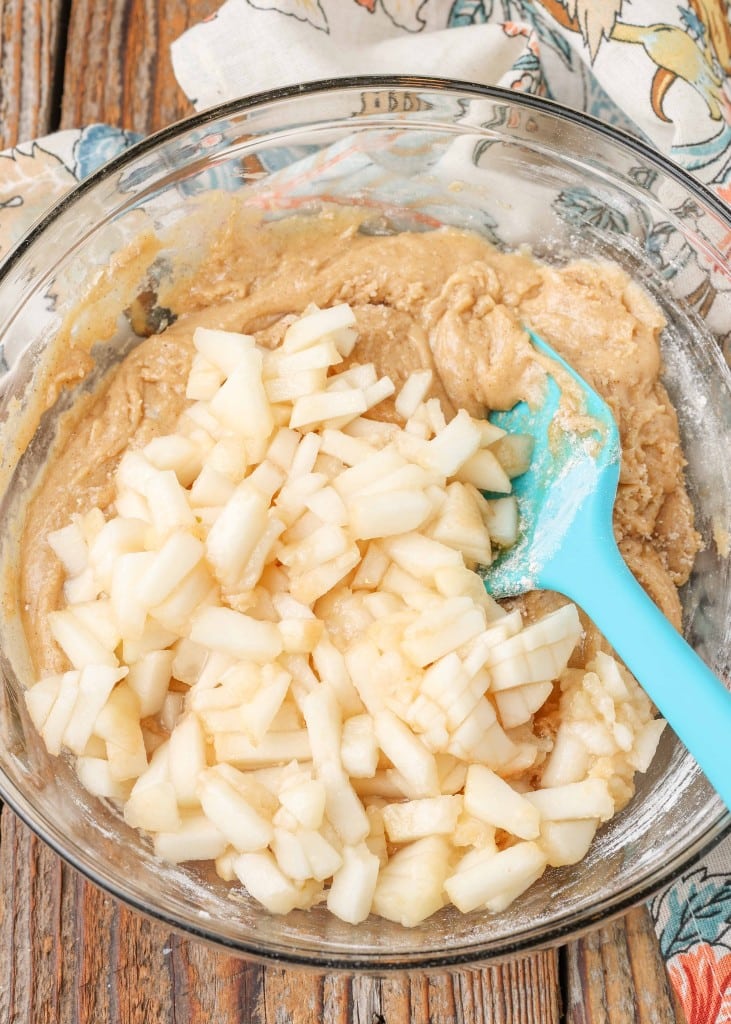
left=485, top=329, right=731, bottom=810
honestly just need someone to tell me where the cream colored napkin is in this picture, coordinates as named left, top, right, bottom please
left=172, top=0, right=731, bottom=195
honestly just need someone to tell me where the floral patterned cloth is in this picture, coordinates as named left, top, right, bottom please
left=2, top=2, right=731, bottom=1018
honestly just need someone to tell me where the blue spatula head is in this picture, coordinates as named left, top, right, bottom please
left=483, top=329, right=621, bottom=600
left=481, top=327, right=731, bottom=813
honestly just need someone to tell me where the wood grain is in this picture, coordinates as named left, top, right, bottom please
left=59, top=0, right=220, bottom=136
left=564, top=905, right=686, bottom=1024
left=0, top=0, right=66, bottom=150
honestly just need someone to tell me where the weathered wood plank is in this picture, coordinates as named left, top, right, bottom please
left=59, top=0, right=220, bottom=136
left=564, top=905, right=685, bottom=1024
left=0, top=0, right=66, bottom=150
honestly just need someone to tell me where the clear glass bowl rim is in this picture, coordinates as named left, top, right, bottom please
left=0, top=74, right=730, bottom=969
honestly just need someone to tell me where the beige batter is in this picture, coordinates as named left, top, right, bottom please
left=19, top=209, right=701, bottom=681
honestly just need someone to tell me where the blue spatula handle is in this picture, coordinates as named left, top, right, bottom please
left=544, top=538, right=731, bottom=809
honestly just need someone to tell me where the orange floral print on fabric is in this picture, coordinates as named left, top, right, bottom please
left=668, top=943, right=731, bottom=1024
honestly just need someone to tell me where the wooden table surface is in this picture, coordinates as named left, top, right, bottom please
left=0, top=2, right=689, bottom=1021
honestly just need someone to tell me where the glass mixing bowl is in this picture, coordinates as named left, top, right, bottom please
left=0, top=77, right=729, bottom=969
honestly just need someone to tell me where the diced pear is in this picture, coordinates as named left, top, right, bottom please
left=331, top=446, right=405, bottom=498
left=489, top=434, right=534, bottom=478
left=341, top=714, right=379, bottom=778
left=271, top=828, right=313, bottom=881
left=382, top=795, right=462, bottom=843
left=420, top=652, right=468, bottom=705
left=426, top=409, right=482, bottom=476
left=40, top=670, right=81, bottom=756
left=298, top=828, right=343, bottom=880
left=186, top=351, right=223, bottom=401
left=47, top=521, right=88, bottom=577
left=206, top=437, right=247, bottom=481
left=310, top=639, right=363, bottom=717
left=454, top=449, right=512, bottom=493
left=111, top=551, right=155, bottom=640
left=318, top=759, right=370, bottom=845
left=525, top=778, right=614, bottom=822
left=121, top=620, right=177, bottom=664
left=279, top=778, right=327, bottom=830
left=160, top=692, right=185, bottom=733
left=266, top=427, right=301, bottom=473
left=540, top=818, right=599, bottom=867
left=232, top=850, right=300, bottom=915
left=64, top=567, right=100, bottom=605
left=76, top=757, right=132, bottom=801
left=381, top=533, right=462, bottom=582
left=144, top=470, right=195, bottom=536
left=445, top=841, right=547, bottom=914
left=628, top=718, right=667, bottom=772
left=350, top=542, right=389, bottom=592
left=144, top=434, right=203, bottom=488
left=168, top=713, right=208, bottom=807
left=125, top=770, right=181, bottom=834
left=327, top=842, right=380, bottom=924
left=154, top=813, right=228, bottom=863
left=134, top=530, right=204, bottom=610
left=127, top=650, right=174, bottom=717
left=495, top=680, right=554, bottom=729
left=209, top=348, right=273, bottom=440
left=401, top=599, right=485, bottom=668
left=487, top=604, right=582, bottom=689
left=276, top=474, right=328, bottom=524
left=319, top=428, right=376, bottom=467
left=89, top=516, right=149, bottom=590
left=265, top=369, right=327, bottom=403
left=290, top=389, right=367, bottom=431
left=48, top=609, right=119, bottom=669
left=247, top=459, right=286, bottom=502
left=193, top=326, right=255, bottom=375
left=289, top=546, right=360, bottom=605
left=278, top=524, right=349, bottom=574
left=282, top=303, right=357, bottom=355
left=114, top=488, right=152, bottom=524
left=197, top=768, right=273, bottom=852
left=214, top=729, right=311, bottom=767
left=267, top=340, right=343, bottom=379
left=63, top=664, right=127, bottom=755
left=453, top=812, right=497, bottom=850
left=448, top=704, right=509, bottom=765
left=25, top=675, right=62, bottom=732
left=301, top=684, right=343, bottom=768
left=428, top=482, right=492, bottom=565
left=395, top=370, right=433, bottom=421
left=205, top=482, right=269, bottom=587
left=151, top=563, right=215, bottom=634
left=94, top=684, right=148, bottom=781
left=115, top=452, right=157, bottom=495
left=190, top=606, right=283, bottom=663
left=373, top=709, right=439, bottom=798
left=278, top=617, right=323, bottom=656
left=347, top=490, right=432, bottom=541
left=362, top=376, right=395, bottom=414
left=303, top=485, right=349, bottom=527
left=372, top=835, right=451, bottom=926
left=464, top=763, right=540, bottom=840
left=541, top=726, right=590, bottom=787
left=239, top=663, right=291, bottom=744
left=344, top=639, right=388, bottom=715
